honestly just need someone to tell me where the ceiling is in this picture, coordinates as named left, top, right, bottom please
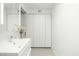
left=4, top=3, right=19, bottom=8
left=4, top=3, right=55, bottom=9
left=23, top=3, right=55, bottom=8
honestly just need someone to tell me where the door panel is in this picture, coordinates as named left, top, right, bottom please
left=33, top=15, right=40, bottom=47
left=39, top=15, right=45, bottom=47
left=45, top=15, right=51, bottom=47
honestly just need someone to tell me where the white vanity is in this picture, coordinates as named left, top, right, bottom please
left=0, top=38, right=31, bottom=56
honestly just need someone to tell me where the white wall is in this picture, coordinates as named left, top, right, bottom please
left=25, top=8, right=52, bottom=15
left=52, top=4, right=79, bottom=56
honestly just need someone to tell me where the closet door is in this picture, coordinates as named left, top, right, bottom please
left=45, top=15, right=51, bottom=47
left=33, top=15, right=40, bottom=47
left=39, top=15, right=45, bottom=47
left=33, top=15, right=45, bottom=47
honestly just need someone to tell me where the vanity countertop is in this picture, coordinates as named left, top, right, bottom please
left=0, top=38, right=31, bottom=56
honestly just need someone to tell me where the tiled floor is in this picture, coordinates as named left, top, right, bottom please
left=31, top=47, right=55, bottom=56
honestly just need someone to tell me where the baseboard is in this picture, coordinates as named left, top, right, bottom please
left=31, top=47, right=51, bottom=48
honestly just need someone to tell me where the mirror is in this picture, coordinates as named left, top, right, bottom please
left=1, top=3, right=4, bottom=25
left=3, top=3, right=26, bottom=38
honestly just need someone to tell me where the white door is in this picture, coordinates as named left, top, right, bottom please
left=33, top=15, right=46, bottom=47
left=45, top=15, right=51, bottom=47
left=24, top=14, right=51, bottom=47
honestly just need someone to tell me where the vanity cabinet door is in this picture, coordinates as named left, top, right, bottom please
left=18, top=40, right=31, bottom=56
